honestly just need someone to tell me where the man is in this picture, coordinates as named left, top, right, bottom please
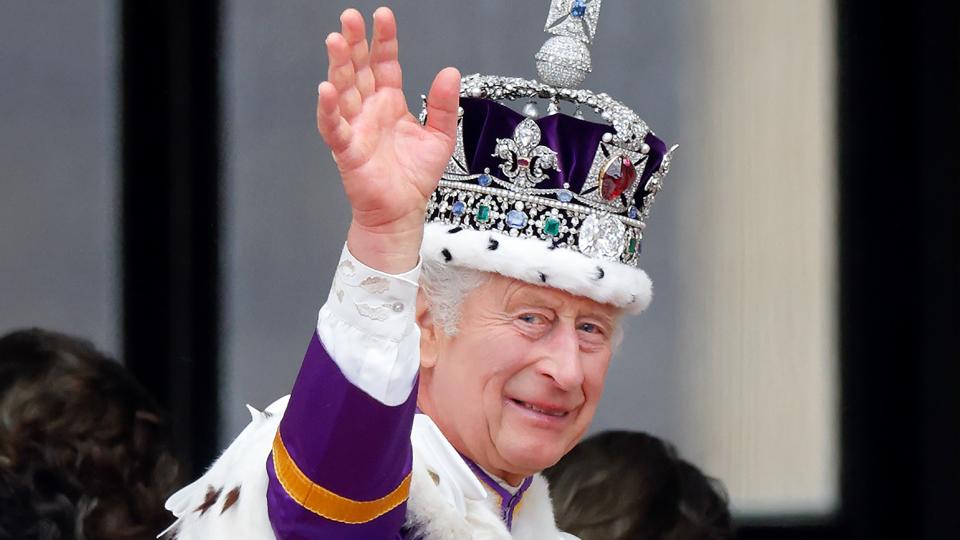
left=164, top=4, right=674, bottom=539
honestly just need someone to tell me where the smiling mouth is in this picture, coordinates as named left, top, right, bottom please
left=510, top=398, right=569, bottom=418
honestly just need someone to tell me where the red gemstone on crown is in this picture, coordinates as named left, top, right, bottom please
left=517, top=157, right=531, bottom=168
left=600, top=155, right=637, bottom=201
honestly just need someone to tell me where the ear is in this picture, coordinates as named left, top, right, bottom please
left=416, top=289, right=440, bottom=369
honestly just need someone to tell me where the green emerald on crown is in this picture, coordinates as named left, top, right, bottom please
left=543, top=216, right=561, bottom=237
left=476, top=204, right=491, bottom=223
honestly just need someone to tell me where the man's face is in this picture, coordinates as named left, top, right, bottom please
left=417, top=274, right=620, bottom=483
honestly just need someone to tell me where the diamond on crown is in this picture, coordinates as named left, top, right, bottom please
left=459, top=74, right=649, bottom=152
left=578, top=213, right=625, bottom=261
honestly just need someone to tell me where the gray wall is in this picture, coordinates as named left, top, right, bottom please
left=0, top=1, right=117, bottom=353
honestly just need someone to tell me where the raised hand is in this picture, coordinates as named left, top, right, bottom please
left=317, top=7, right=461, bottom=274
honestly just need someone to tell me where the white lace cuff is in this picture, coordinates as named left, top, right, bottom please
left=316, top=243, right=422, bottom=406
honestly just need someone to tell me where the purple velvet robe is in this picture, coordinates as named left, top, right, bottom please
left=266, top=332, right=418, bottom=539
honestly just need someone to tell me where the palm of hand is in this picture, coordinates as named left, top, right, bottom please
left=336, top=89, right=453, bottom=229
left=317, top=8, right=461, bottom=234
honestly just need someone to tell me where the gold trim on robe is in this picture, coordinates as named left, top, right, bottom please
left=272, top=431, right=411, bottom=524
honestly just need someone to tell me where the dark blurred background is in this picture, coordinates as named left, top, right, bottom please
left=0, top=1, right=956, bottom=538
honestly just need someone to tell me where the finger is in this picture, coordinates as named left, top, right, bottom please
left=369, top=7, right=402, bottom=90
left=340, top=9, right=375, bottom=99
left=317, top=81, right=352, bottom=154
left=424, top=67, right=462, bottom=145
left=325, top=32, right=363, bottom=119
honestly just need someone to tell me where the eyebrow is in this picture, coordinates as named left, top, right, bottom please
left=503, top=284, right=563, bottom=308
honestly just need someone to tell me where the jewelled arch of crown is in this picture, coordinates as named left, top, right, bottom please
left=420, top=0, right=677, bottom=267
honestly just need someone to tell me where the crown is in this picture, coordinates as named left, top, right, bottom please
left=419, top=0, right=675, bottom=312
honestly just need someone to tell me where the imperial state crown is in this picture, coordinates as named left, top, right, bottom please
left=420, top=0, right=676, bottom=313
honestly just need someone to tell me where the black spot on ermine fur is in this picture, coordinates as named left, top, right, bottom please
left=195, top=486, right=222, bottom=515
left=539, top=272, right=548, bottom=283
left=595, top=267, right=605, bottom=280
left=447, top=226, right=462, bottom=234
left=487, top=238, right=499, bottom=250
left=221, top=486, right=241, bottom=514
left=441, top=248, right=452, bottom=262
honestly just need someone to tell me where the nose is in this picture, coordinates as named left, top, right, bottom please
left=536, top=322, right=585, bottom=391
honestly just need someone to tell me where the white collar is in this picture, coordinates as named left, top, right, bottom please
left=411, top=413, right=488, bottom=505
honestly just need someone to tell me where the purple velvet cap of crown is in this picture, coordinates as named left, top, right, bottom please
left=459, top=97, right=666, bottom=208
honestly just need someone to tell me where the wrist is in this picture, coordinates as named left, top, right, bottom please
left=346, top=217, right=424, bottom=275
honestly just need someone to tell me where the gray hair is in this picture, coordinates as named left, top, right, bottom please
left=419, top=260, right=490, bottom=336
left=419, top=261, right=626, bottom=350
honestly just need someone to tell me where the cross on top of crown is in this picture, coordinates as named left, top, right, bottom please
left=544, top=0, right=603, bottom=44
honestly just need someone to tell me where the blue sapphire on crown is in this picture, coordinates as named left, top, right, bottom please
left=506, top=210, right=528, bottom=229
left=571, top=0, right=587, bottom=18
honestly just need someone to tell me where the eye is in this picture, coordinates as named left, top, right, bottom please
left=577, top=321, right=612, bottom=349
left=519, top=313, right=548, bottom=325
left=578, top=322, right=601, bottom=334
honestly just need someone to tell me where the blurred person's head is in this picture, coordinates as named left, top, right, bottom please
left=544, top=430, right=733, bottom=540
left=0, top=328, right=182, bottom=540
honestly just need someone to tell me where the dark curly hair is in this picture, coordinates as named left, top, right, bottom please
left=544, top=430, right=734, bottom=540
left=0, top=328, right=183, bottom=540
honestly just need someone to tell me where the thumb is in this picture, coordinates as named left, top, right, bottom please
left=424, top=67, right=461, bottom=146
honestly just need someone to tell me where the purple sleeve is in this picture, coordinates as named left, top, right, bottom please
left=266, top=332, right=418, bottom=540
